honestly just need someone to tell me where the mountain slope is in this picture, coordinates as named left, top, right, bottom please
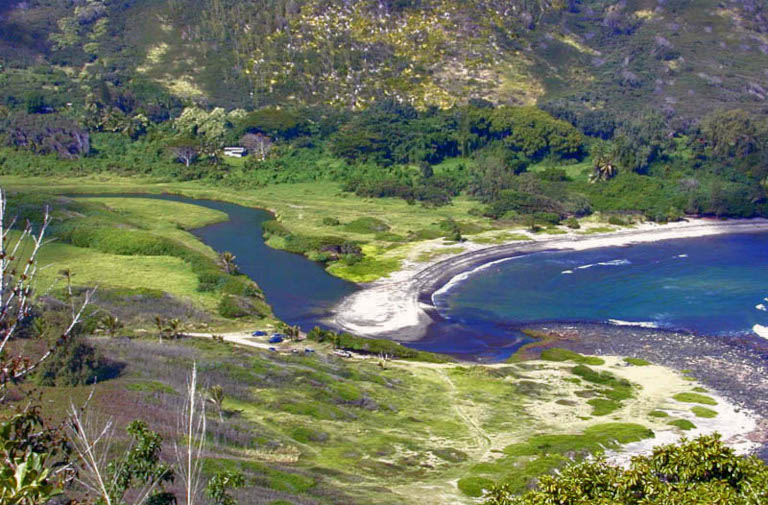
left=2, top=0, right=768, bottom=123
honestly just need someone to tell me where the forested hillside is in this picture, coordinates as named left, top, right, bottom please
left=3, top=0, right=768, bottom=118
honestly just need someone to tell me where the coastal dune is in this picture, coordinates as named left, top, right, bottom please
left=333, top=218, right=768, bottom=341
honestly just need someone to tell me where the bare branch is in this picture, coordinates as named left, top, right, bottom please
left=174, top=363, right=207, bottom=505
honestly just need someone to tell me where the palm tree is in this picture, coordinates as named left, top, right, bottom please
left=167, top=318, right=183, bottom=339
left=99, top=314, right=124, bottom=337
left=589, top=140, right=619, bottom=182
left=209, top=385, right=224, bottom=421
left=154, top=315, right=167, bottom=342
left=218, top=251, right=238, bottom=275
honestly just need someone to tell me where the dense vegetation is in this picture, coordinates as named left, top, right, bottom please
left=3, top=97, right=768, bottom=226
left=484, top=434, right=768, bottom=505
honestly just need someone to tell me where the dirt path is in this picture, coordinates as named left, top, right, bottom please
left=434, top=368, right=492, bottom=461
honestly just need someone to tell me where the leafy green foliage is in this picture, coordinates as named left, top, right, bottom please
left=306, top=327, right=453, bottom=363
left=484, top=435, right=768, bottom=505
left=540, top=348, right=604, bottom=366
left=206, top=470, right=246, bottom=505
left=673, top=393, right=718, bottom=406
left=104, top=420, right=174, bottom=505
left=0, top=407, right=70, bottom=505
left=691, top=407, right=718, bottom=419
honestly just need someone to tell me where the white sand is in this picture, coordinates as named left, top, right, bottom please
left=332, top=218, right=768, bottom=340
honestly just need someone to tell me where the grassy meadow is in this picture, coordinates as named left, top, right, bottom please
left=2, top=174, right=633, bottom=286
left=23, top=334, right=720, bottom=505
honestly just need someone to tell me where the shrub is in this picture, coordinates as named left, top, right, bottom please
left=343, top=217, right=390, bottom=234
left=691, top=406, right=718, bottom=418
left=485, top=435, right=767, bottom=505
left=564, top=217, right=580, bottom=229
left=217, top=295, right=251, bottom=318
left=668, top=419, right=696, bottom=431
left=322, top=217, right=340, bottom=226
left=673, top=392, right=718, bottom=406
left=458, top=476, right=495, bottom=497
left=540, top=348, right=605, bottom=365
left=587, top=398, right=622, bottom=416
left=35, top=337, right=118, bottom=386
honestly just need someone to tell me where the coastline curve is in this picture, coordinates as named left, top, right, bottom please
left=332, top=218, right=768, bottom=341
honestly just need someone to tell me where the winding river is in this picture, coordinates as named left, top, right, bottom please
left=80, top=194, right=768, bottom=361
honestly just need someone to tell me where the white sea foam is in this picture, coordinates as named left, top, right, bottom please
left=575, top=259, right=631, bottom=270
left=676, top=254, right=689, bottom=258
left=432, top=256, right=521, bottom=301
left=753, top=324, right=768, bottom=339
left=608, top=319, right=660, bottom=329
left=756, top=304, right=767, bottom=312
left=561, top=270, right=574, bottom=275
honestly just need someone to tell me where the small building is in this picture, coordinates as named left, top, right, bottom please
left=223, top=147, right=247, bottom=158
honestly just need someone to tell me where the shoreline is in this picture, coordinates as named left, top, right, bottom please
left=332, top=217, right=768, bottom=341
left=530, top=322, right=768, bottom=460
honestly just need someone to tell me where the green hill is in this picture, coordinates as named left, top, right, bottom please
left=4, top=0, right=768, bottom=121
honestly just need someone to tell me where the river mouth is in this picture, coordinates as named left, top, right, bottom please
left=70, top=193, right=768, bottom=365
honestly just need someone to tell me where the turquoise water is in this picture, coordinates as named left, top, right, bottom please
left=433, top=233, right=768, bottom=337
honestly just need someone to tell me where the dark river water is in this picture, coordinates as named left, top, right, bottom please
left=79, top=194, right=768, bottom=361
left=78, top=194, right=358, bottom=328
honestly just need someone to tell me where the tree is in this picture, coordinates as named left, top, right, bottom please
left=99, top=314, right=124, bottom=337
left=7, top=113, right=90, bottom=159
left=700, top=109, right=767, bottom=160
left=0, top=190, right=93, bottom=394
left=239, top=133, right=273, bottom=161
left=217, top=251, right=238, bottom=275
left=209, top=385, right=224, bottom=421
left=68, top=412, right=175, bottom=505
left=589, top=140, right=618, bottom=182
left=205, top=470, right=245, bottom=505
left=483, top=434, right=768, bottom=505
left=0, top=406, right=72, bottom=505
left=154, top=316, right=168, bottom=341
left=168, top=140, right=200, bottom=167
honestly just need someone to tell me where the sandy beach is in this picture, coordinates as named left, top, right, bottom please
left=332, top=217, right=768, bottom=341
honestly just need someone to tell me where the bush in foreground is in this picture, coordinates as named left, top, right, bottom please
left=483, top=434, right=768, bottom=505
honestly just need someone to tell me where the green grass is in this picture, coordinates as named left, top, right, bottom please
left=126, top=381, right=177, bottom=394
left=691, top=406, right=718, bottom=419
left=527, top=159, right=591, bottom=180
left=457, top=476, right=494, bottom=497
left=623, top=357, right=651, bottom=366
left=326, top=256, right=402, bottom=283
left=343, top=217, right=391, bottom=234
left=673, top=393, right=718, bottom=406
left=578, top=226, right=617, bottom=235
left=540, top=348, right=605, bottom=365
left=472, top=232, right=531, bottom=245
left=34, top=240, right=221, bottom=311
left=587, top=398, right=622, bottom=416
left=648, top=410, right=669, bottom=418
left=668, top=419, right=697, bottom=431
left=2, top=175, right=498, bottom=282
left=415, top=246, right=466, bottom=263
left=456, top=423, right=654, bottom=496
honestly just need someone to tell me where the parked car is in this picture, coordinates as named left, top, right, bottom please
left=269, top=335, right=284, bottom=344
left=252, top=331, right=267, bottom=337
